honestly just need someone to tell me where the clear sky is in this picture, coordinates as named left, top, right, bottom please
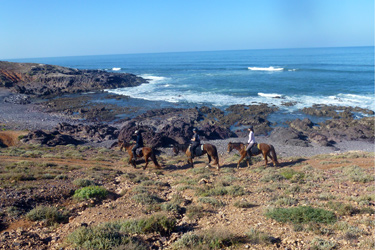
left=1, top=0, right=374, bottom=59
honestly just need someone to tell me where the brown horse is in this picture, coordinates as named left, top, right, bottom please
left=227, top=142, right=278, bottom=168
left=119, top=141, right=161, bottom=170
left=172, top=143, right=220, bottom=170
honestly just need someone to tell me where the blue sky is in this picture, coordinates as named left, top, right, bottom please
left=1, top=0, right=374, bottom=59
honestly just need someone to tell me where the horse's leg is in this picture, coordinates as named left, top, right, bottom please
left=143, top=155, right=149, bottom=170
left=206, top=153, right=212, bottom=168
left=236, top=152, right=247, bottom=169
left=215, top=156, right=220, bottom=170
left=263, top=151, right=268, bottom=167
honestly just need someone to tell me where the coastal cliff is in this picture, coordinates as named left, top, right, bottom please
left=0, top=61, right=147, bottom=96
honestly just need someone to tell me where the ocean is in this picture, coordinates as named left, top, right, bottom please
left=9, top=46, right=374, bottom=123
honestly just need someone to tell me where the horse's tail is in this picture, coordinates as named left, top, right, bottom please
left=270, top=145, right=279, bottom=165
left=151, top=148, right=162, bottom=168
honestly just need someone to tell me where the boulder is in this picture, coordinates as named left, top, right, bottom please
left=269, top=127, right=309, bottom=147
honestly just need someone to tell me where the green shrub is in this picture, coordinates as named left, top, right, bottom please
left=131, top=193, right=164, bottom=205
left=233, top=200, right=255, bottom=208
left=342, top=165, right=374, bottom=183
left=265, top=206, right=336, bottom=225
left=73, top=186, right=108, bottom=200
left=172, top=228, right=237, bottom=249
left=67, top=213, right=175, bottom=249
left=198, top=197, right=225, bottom=207
left=280, top=168, right=305, bottom=183
left=326, top=201, right=359, bottom=216
left=67, top=223, right=134, bottom=250
left=26, top=206, right=69, bottom=226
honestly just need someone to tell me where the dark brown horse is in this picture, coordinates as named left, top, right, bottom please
left=119, top=141, right=161, bottom=170
left=227, top=142, right=278, bottom=168
left=172, top=143, right=220, bottom=170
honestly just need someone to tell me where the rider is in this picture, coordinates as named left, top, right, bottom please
left=132, top=130, right=144, bottom=160
left=246, top=125, right=256, bottom=160
left=190, top=128, right=200, bottom=158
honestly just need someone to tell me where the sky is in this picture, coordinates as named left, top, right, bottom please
left=0, top=0, right=374, bottom=59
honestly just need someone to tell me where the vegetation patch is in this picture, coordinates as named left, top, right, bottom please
left=265, top=206, right=337, bottom=225
left=172, top=228, right=239, bottom=249
left=67, top=213, right=176, bottom=249
left=73, top=186, right=108, bottom=200
left=26, top=205, right=69, bottom=226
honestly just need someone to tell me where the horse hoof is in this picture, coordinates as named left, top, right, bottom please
left=205, top=165, right=210, bottom=168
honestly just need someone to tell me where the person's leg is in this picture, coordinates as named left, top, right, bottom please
left=132, top=145, right=138, bottom=159
left=246, top=143, right=253, bottom=159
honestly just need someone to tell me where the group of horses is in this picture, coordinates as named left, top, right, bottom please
left=118, top=140, right=279, bottom=170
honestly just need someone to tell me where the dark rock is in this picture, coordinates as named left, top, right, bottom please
left=21, top=130, right=82, bottom=146
left=0, top=61, right=147, bottom=97
left=308, top=132, right=331, bottom=146
left=118, top=108, right=233, bottom=147
left=290, top=118, right=314, bottom=132
left=269, top=127, right=309, bottom=147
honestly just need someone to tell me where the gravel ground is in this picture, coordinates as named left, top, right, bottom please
left=1, top=88, right=373, bottom=158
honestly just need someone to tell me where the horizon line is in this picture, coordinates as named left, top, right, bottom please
left=2, top=45, right=374, bottom=61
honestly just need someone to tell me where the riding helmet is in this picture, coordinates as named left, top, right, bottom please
left=134, top=130, right=139, bottom=134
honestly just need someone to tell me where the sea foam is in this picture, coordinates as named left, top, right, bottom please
left=248, top=66, right=283, bottom=71
left=112, top=67, right=121, bottom=71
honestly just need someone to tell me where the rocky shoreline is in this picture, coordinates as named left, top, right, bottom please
left=0, top=87, right=373, bottom=158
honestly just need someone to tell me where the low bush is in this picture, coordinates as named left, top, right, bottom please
left=67, top=213, right=176, bottom=249
left=233, top=200, right=255, bottom=208
left=73, top=178, right=96, bottom=187
left=265, top=206, right=336, bottom=225
left=309, top=237, right=338, bottom=250
left=199, top=197, right=225, bottom=207
left=26, top=205, right=69, bottom=226
left=73, top=186, right=108, bottom=200
left=342, top=165, right=374, bottom=183
left=172, top=228, right=238, bottom=249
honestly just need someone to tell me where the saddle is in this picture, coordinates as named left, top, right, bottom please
left=135, top=147, right=143, bottom=157
left=249, top=143, right=260, bottom=155
left=189, top=144, right=204, bottom=156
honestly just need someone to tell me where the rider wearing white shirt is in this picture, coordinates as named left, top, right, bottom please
left=246, top=126, right=256, bottom=159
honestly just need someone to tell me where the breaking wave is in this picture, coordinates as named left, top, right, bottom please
left=248, top=66, right=283, bottom=71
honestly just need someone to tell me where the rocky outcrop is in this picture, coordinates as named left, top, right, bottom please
left=21, top=123, right=119, bottom=146
left=0, top=61, right=147, bottom=96
left=269, top=127, right=309, bottom=147
left=118, top=108, right=234, bottom=147
left=21, top=130, right=83, bottom=146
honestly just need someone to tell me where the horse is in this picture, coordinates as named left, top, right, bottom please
left=172, top=143, right=220, bottom=170
left=119, top=141, right=161, bottom=170
left=227, top=142, right=278, bottom=168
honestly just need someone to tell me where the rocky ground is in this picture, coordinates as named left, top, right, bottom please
left=0, top=141, right=374, bottom=249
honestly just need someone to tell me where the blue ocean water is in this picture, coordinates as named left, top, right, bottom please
left=9, top=46, right=374, bottom=119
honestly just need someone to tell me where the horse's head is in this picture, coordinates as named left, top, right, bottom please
left=172, top=144, right=179, bottom=156
left=227, top=142, right=233, bottom=153
left=118, top=140, right=125, bottom=151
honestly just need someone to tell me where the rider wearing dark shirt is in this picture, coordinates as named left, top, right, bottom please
left=132, top=130, right=144, bottom=159
left=190, top=128, right=200, bottom=158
